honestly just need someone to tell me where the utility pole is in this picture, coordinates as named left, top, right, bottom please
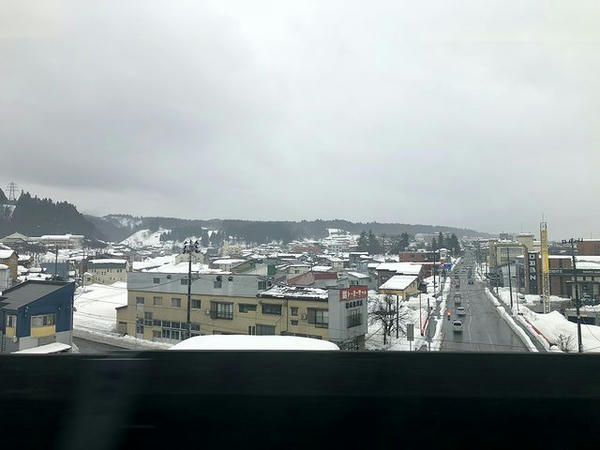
left=563, top=238, right=583, bottom=353
left=506, top=247, right=513, bottom=309
left=183, top=239, right=200, bottom=340
left=54, top=245, right=59, bottom=279
left=427, top=296, right=431, bottom=351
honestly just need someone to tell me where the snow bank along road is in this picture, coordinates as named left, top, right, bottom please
left=440, top=257, right=530, bottom=352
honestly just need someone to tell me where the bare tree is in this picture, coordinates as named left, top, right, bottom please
left=369, top=293, right=411, bottom=346
left=556, top=333, right=575, bottom=352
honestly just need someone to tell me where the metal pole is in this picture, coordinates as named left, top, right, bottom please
left=396, top=294, right=399, bottom=339
left=570, top=240, right=583, bottom=353
left=427, top=297, right=431, bottom=351
left=506, top=247, right=513, bottom=309
left=186, top=243, right=192, bottom=340
left=433, top=248, right=437, bottom=296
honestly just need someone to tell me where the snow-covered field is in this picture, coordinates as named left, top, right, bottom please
left=74, top=282, right=127, bottom=333
left=74, top=282, right=170, bottom=350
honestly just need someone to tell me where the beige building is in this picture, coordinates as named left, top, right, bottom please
left=117, top=272, right=368, bottom=348
left=85, top=259, right=128, bottom=285
left=488, top=241, right=525, bottom=267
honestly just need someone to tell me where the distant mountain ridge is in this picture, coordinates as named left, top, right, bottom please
left=0, top=187, right=490, bottom=244
left=90, top=214, right=490, bottom=244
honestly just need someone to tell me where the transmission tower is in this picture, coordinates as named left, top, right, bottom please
left=7, top=182, right=18, bottom=202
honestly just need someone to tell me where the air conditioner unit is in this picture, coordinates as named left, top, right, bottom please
left=301, top=313, right=307, bottom=320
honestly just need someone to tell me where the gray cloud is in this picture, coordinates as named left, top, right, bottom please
left=1, top=0, right=599, bottom=239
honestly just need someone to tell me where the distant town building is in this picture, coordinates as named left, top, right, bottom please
left=577, top=239, right=600, bottom=257
left=85, top=259, right=128, bottom=285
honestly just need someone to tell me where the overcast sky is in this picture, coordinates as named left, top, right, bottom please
left=1, top=1, right=599, bottom=239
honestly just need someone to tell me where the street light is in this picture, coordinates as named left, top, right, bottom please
left=562, top=238, right=583, bottom=353
left=183, top=239, right=200, bottom=340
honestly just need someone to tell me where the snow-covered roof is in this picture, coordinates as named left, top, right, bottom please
left=38, top=234, right=84, bottom=240
left=379, top=275, right=419, bottom=291
left=375, top=262, right=423, bottom=275
left=0, top=263, right=9, bottom=270
left=311, top=265, right=332, bottom=272
left=259, top=285, right=329, bottom=300
left=13, top=342, right=71, bottom=354
left=169, top=335, right=339, bottom=351
left=0, top=249, right=15, bottom=259
left=89, top=258, right=127, bottom=265
left=347, top=271, right=369, bottom=279
left=212, top=258, right=246, bottom=266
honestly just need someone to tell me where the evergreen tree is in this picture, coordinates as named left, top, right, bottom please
left=431, top=237, right=438, bottom=251
left=367, top=230, right=381, bottom=255
left=438, top=231, right=445, bottom=249
left=357, top=231, right=368, bottom=252
left=201, top=230, right=209, bottom=247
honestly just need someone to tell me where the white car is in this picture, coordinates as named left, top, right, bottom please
left=452, top=320, right=463, bottom=332
left=456, top=306, right=466, bottom=316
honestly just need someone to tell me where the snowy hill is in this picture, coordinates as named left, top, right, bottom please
left=120, top=228, right=170, bottom=248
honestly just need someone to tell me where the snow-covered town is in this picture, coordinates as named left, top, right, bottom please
left=2, top=2, right=599, bottom=447
left=1, top=223, right=598, bottom=355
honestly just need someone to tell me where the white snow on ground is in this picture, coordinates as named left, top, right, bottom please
left=74, top=282, right=127, bottom=333
left=73, top=282, right=171, bottom=350
left=517, top=307, right=600, bottom=353
left=430, top=275, right=450, bottom=351
left=169, top=335, right=339, bottom=351
left=490, top=286, right=600, bottom=352
left=120, top=228, right=169, bottom=248
left=366, top=286, right=436, bottom=352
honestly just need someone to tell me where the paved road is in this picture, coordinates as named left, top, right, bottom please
left=439, top=253, right=529, bottom=352
left=73, top=337, right=128, bottom=353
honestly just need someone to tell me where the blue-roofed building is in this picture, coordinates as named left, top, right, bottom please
left=0, top=280, right=75, bottom=353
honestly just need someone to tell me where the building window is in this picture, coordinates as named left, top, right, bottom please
left=290, top=320, right=299, bottom=326
left=152, top=330, right=161, bottom=339
left=153, top=277, right=160, bottom=284
left=153, top=296, right=162, bottom=306
left=171, top=298, right=182, bottom=308
left=136, top=324, right=144, bottom=334
left=191, top=299, right=201, bottom=309
left=347, top=309, right=362, bottom=328
left=181, top=278, right=189, bottom=285
left=191, top=323, right=201, bottom=331
left=6, top=315, right=16, bottom=328
left=248, top=325, right=256, bottom=335
left=214, top=279, right=222, bottom=289
left=262, top=304, right=282, bottom=315
left=258, top=280, right=267, bottom=290
left=153, top=319, right=161, bottom=327
left=31, top=313, right=56, bottom=328
left=136, top=296, right=145, bottom=305
left=239, top=303, right=257, bottom=313
left=144, top=312, right=153, bottom=326
left=290, top=307, right=298, bottom=316
left=210, top=301, right=233, bottom=320
left=256, top=324, right=275, bottom=335
left=307, top=308, right=328, bottom=328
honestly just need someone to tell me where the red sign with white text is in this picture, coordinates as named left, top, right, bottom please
left=339, top=286, right=368, bottom=301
